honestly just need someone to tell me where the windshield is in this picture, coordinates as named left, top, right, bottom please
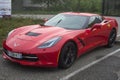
left=44, top=14, right=89, bottom=29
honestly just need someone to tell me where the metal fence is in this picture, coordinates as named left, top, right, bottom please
left=102, top=0, right=120, bottom=16
left=12, top=0, right=102, bottom=14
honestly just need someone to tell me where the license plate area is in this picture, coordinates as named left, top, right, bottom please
left=7, top=51, right=22, bottom=59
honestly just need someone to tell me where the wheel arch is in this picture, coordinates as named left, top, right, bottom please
left=58, top=39, right=78, bottom=60
left=106, top=27, right=117, bottom=48
left=112, top=27, right=117, bottom=31
left=62, top=39, right=78, bottom=53
left=111, top=28, right=117, bottom=36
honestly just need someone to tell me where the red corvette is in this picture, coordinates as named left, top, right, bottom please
left=2, top=12, right=118, bottom=69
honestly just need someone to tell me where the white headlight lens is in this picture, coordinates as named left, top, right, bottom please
left=38, top=37, right=61, bottom=48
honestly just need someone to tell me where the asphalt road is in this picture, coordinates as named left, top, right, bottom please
left=68, top=51, right=120, bottom=80
left=0, top=16, right=120, bottom=80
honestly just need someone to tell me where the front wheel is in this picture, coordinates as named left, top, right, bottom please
left=58, top=42, right=77, bottom=69
left=106, top=29, right=116, bottom=48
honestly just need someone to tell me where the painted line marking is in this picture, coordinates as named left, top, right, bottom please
left=60, top=48, right=120, bottom=80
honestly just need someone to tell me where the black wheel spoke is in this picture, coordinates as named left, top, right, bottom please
left=64, top=57, right=69, bottom=65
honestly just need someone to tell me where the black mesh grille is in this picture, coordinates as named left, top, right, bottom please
left=3, top=48, right=38, bottom=62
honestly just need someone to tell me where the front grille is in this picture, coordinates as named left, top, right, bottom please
left=22, top=54, right=38, bottom=61
left=3, top=48, right=38, bottom=62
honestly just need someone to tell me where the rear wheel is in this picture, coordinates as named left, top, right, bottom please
left=58, top=42, right=77, bottom=69
left=106, top=29, right=116, bottom=48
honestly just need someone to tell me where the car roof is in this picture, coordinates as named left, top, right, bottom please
left=61, top=12, right=99, bottom=17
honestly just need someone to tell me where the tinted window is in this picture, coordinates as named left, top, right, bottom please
left=88, top=16, right=102, bottom=27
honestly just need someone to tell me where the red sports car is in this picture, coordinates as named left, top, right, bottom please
left=2, top=12, right=118, bottom=69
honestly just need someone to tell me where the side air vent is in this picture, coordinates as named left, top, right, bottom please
left=26, top=32, right=41, bottom=36
left=77, top=38, right=85, bottom=46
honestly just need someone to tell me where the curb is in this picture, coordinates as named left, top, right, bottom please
left=12, top=14, right=54, bottom=19
left=115, top=40, right=120, bottom=44
left=116, top=35, right=120, bottom=42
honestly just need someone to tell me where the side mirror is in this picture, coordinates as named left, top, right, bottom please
left=91, top=23, right=102, bottom=30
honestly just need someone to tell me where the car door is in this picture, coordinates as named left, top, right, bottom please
left=78, top=16, right=104, bottom=54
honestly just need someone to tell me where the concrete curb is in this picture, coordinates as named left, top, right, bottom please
left=116, top=34, right=120, bottom=42
left=115, top=40, right=120, bottom=44
left=12, top=14, right=54, bottom=19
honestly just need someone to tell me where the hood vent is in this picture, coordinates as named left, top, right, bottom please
left=26, top=32, right=41, bottom=36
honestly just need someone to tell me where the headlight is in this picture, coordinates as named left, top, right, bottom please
left=8, top=29, right=15, bottom=37
left=38, top=37, right=62, bottom=48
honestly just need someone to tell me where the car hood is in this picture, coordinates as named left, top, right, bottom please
left=5, top=25, right=84, bottom=51
left=9, top=25, right=76, bottom=41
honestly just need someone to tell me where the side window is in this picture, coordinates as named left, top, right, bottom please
left=99, top=16, right=104, bottom=21
left=96, top=16, right=103, bottom=23
left=88, top=16, right=102, bottom=27
left=88, top=16, right=96, bottom=27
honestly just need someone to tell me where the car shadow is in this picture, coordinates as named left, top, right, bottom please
left=2, top=60, right=60, bottom=72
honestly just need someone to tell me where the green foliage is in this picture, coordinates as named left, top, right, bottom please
left=0, top=18, right=43, bottom=47
left=68, top=0, right=101, bottom=13
left=30, top=0, right=102, bottom=13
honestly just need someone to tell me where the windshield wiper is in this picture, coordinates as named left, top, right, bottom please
left=55, top=19, right=62, bottom=26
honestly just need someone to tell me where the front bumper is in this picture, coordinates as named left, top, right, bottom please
left=2, top=48, right=59, bottom=67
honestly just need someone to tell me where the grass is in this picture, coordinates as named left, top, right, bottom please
left=0, top=18, right=44, bottom=48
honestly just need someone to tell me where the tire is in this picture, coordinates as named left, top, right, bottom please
left=106, top=29, right=116, bottom=48
left=58, top=42, right=77, bottom=69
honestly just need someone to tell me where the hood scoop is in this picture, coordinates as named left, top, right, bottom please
left=25, top=32, right=41, bottom=36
